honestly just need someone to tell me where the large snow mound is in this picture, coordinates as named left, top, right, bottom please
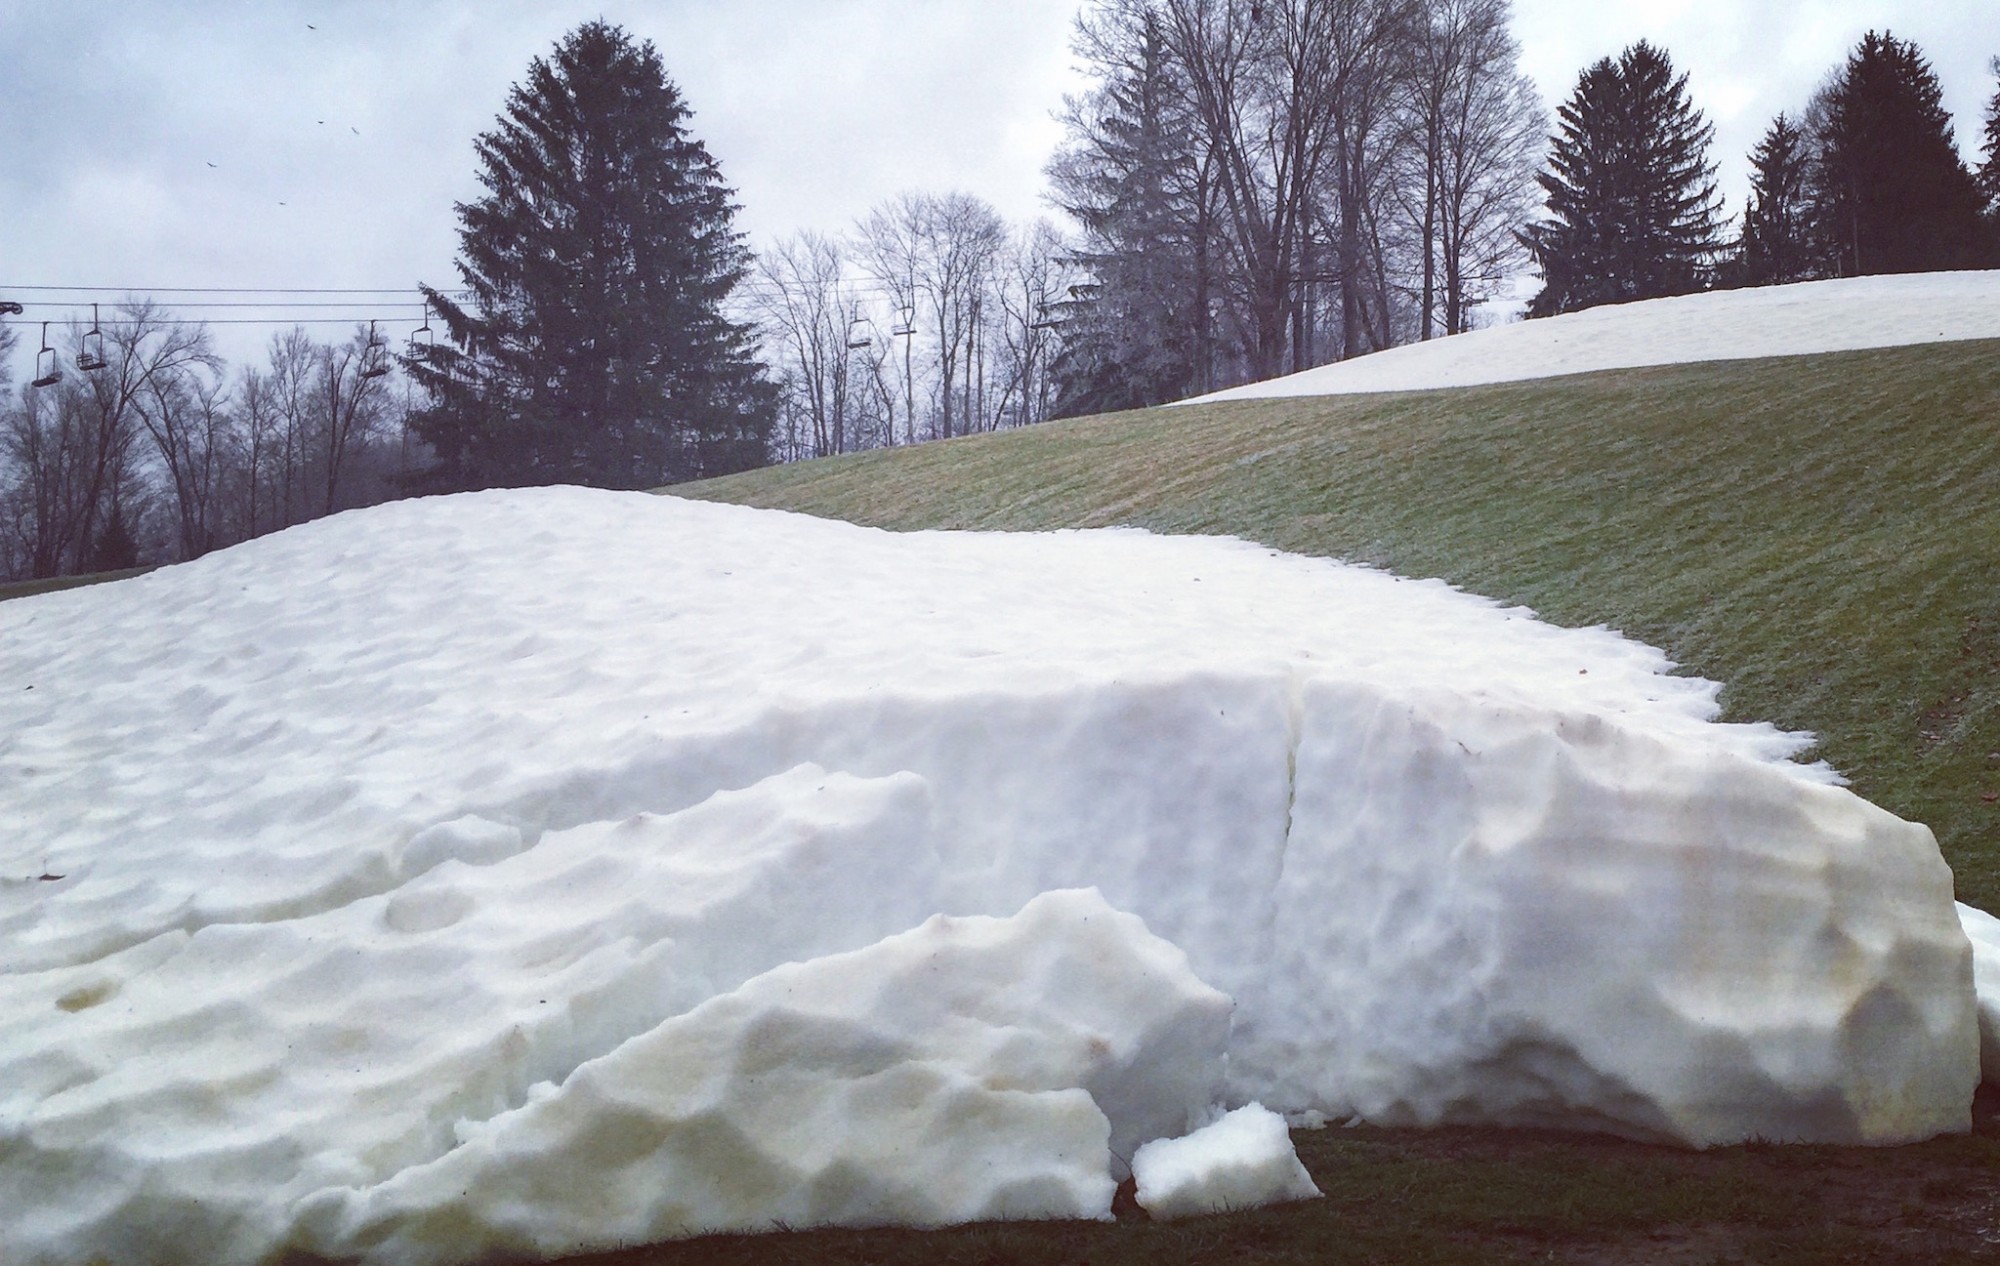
left=1188, top=271, right=2000, bottom=401
left=1132, top=1103, right=1321, bottom=1220
left=0, top=487, right=1981, bottom=1264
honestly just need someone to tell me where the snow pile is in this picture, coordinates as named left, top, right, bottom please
left=0, top=488, right=1984, bottom=1264
left=1131, top=1104, right=1321, bottom=1220
left=289, top=888, right=1229, bottom=1265
left=1187, top=271, right=2000, bottom=401
left=1962, top=903, right=2000, bottom=1085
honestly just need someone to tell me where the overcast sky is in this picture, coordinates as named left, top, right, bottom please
left=1, top=1, right=1994, bottom=368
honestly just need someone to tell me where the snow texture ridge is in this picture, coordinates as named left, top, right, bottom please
left=0, top=487, right=1983, bottom=1263
left=1131, top=1103, right=1321, bottom=1220
left=291, top=888, right=1230, bottom=1265
left=1187, top=271, right=2000, bottom=401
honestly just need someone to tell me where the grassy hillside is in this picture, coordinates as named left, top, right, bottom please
left=681, top=339, right=2000, bottom=910
left=0, top=565, right=157, bottom=603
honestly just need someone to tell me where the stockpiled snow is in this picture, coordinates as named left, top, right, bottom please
left=0, top=488, right=1984, bottom=1264
left=1187, top=271, right=2000, bottom=401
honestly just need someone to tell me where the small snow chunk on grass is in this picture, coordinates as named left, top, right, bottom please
left=1131, top=1103, right=1322, bottom=1220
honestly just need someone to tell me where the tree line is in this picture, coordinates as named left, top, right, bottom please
left=754, top=0, right=1550, bottom=446
left=6, top=13, right=2000, bottom=581
left=1048, top=0, right=1545, bottom=414
left=1526, top=33, right=2000, bottom=315
left=752, top=200, right=1078, bottom=461
left=0, top=311, right=413, bottom=581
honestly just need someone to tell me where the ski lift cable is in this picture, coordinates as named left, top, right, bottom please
left=7, top=281, right=925, bottom=301
left=6, top=282, right=922, bottom=306
left=13, top=317, right=440, bottom=328
left=4, top=301, right=440, bottom=310
left=0, top=284, right=474, bottom=296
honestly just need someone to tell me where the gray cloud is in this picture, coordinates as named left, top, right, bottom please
left=1, top=1, right=1083, bottom=363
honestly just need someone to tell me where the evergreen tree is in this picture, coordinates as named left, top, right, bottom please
left=83, top=498, right=140, bottom=573
left=1732, top=113, right=1820, bottom=286
left=1522, top=41, right=1723, bottom=317
left=1979, top=56, right=2000, bottom=215
left=1046, top=10, right=1209, bottom=416
left=408, top=21, right=773, bottom=491
left=1812, top=32, right=1988, bottom=276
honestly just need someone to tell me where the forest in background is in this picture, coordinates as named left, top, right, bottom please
left=3, top=0, right=1998, bottom=581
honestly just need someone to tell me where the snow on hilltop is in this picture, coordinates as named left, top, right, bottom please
left=0, top=488, right=1987, bottom=1265
left=1187, top=271, right=2000, bottom=402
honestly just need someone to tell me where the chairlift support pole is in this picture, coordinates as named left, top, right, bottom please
left=896, top=306, right=915, bottom=446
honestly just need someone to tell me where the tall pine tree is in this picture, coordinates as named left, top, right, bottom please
left=1732, top=113, right=1820, bottom=286
left=408, top=21, right=773, bottom=491
left=1047, top=9, right=1210, bottom=416
left=1812, top=32, right=1989, bottom=276
left=1979, top=56, right=2000, bottom=216
left=1522, top=41, right=1722, bottom=317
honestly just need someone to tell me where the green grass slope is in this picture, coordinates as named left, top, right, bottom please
left=681, top=339, right=2000, bottom=910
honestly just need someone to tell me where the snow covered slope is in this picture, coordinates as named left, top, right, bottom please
left=0, top=489, right=1982, bottom=1264
left=1188, top=271, right=2000, bottom=402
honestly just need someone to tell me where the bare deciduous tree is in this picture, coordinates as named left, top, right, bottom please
left=314, top=328, right=391, bottom=516
left=1055, top=0, right=1543, bottom=397
left=755, top=232, right=866, bottom=459
left=1401, top=0, right=1543, bottom=337
left=134, top=362, right=233, bottom=560
left=1, top=304, right=211, bottom=577
left=858, top=191, right=1005, bottom=441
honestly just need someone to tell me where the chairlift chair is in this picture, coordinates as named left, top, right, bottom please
left=845, top=318, right=872, bottom=350
left=75, top=304, right=108, bottom=373
left=405, top=302, right=437, bottom=361
left=890, top=306, right=915, bottom=338
left=360, top=320, right=390, bottom=379
left=30, top=323, right=62, bottom=390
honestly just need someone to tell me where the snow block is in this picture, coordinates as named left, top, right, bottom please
left=1234, top=680, right=1977, bottom=1145
left=1131, top=1103, right=1321, bottom=1220
left=1962, top=903, right=2000, bottom=1085
left=0, top=488, right=1984, bottom=1263
left=292, top=888, right=1231, bottom=1264
left=0, top=766, right=959, bottom=1266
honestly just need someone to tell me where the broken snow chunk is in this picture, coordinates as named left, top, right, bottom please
left=296, top=888, right=1233, bottom=1264
left=1131, top=1102, right=1321, bottom=1220
left=1961, top=902, right=2000, bottom=1084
